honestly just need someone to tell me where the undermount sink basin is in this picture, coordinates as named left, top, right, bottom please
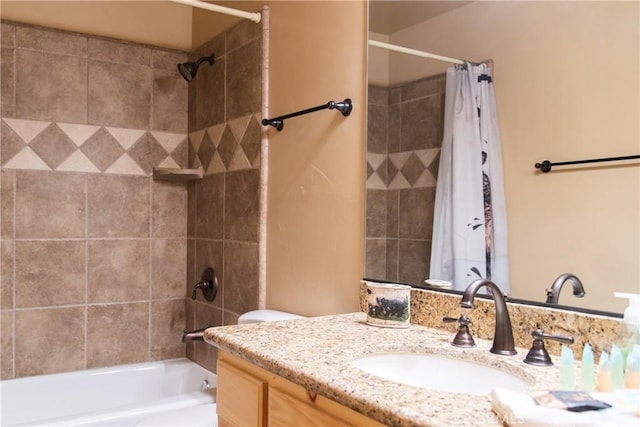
left=351, top=353, right=531, bottom=395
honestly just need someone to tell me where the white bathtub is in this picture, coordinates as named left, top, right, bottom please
left=0, top=358, right=217, bottom=427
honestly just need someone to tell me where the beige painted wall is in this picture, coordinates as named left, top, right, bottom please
left=265, top=0, right=367, bottom=316
left=0, top=1, right=192, bottom=51
left=382, top=1, right=639, bottom=313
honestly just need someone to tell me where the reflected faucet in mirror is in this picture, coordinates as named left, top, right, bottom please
left=545, top=273, right=586, bottom=305
left=460, top=279, right=516, bottom=356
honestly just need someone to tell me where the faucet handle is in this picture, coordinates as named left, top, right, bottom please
left=191, top=267, right=218, bottom=301
left=524, top=328, right=574, bottom=366
left=443, top=315, right=476, bottom=348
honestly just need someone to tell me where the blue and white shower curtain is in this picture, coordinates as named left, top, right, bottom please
left=430, top=62, right=510, bottom=292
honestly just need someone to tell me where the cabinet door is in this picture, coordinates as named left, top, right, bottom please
left=268, top=376, right=386, bottom=427
left=217, top=359, right=267, bottom=427
left=268, top=387, right=348, bottom=427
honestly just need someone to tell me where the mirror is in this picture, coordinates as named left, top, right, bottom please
left=365, top=1, right=639, bottom=315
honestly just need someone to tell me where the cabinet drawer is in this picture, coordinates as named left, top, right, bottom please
left=217, top=359, right=267, bottom=427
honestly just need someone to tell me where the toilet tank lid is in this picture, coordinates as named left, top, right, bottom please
left=238, top=309, right=305, bottom=324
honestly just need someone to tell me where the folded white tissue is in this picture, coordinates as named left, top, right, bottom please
left=491, top=388, right=640, bottom=427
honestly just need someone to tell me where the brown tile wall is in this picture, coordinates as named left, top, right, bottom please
left=1, top=18, right=263, bottom=378
left=1, top=18, right=264, bottom=378
left=365, top=76, right=445, bottom=286
left=184, top=20, right=263, bottom=373
left=0, top=22, right=189, bottom=379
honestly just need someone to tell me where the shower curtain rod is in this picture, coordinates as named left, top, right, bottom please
left=168, top=0, right=261, bottom=23
left=368, top=40, right=464, bottom=65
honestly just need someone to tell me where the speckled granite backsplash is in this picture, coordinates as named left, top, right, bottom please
left=360, top=284, right=622, bottom=360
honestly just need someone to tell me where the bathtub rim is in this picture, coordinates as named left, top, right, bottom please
left=0, top=357, right=217, bottom=427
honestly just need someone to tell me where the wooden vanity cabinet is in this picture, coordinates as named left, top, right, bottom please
left=216, top=351, right=385, bottom=427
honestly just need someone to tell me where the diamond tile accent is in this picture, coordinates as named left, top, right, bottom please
left=387, top=158, right=399, bottom=184
left=148, top=134, right=171, bottom=168
left=388, top=171, right=411, bottom=189
left=415, top=148, right=439, bottom=168
left=207, top=152, right=225, bottom=174
left=3, top=118, right=49, bottom=143
left=367, top=153, right=386, bottom=170
left=228, top=115, right=251, bottom=143
left=191, top=154, right=202, bottom=169
left=188, top=117, right=259, bottom=175
left=157, top=157, right=180, bottom=168
left=205, top=124, right=226, bottom=148
left=81, top=128, right=124, bottom=172
left=401, top=152, right=426, bottom=186
left=375, top=158, right=389, bottom=185
left=414, top=168, right=437, bottom=188
left=389, top=152, right=411, bottom=170
left=1, top=119, right=187, bottom=176
left=217, top=126, right=237, bottom=170
left=30, top=123, right=77, bottom=169
left=228, top=148, right=251, bottom=171
left=105, top=153, right=145, bottom=175
left=171, top=139, right=188, bottom=168
left=366, top=171, right=387, bottom=190
left=4, top=147, right=50, bottom=170
left=57, top=123, right=100, bottom=147
left=427, top=151, right=440, bottom=182
left=106, top=127, right=146, bottom=151
left=1, top=120, right=27, bottom=166
left=240, top=116, right=262, bottom=167
left=366, top=153, right=387, bottom=189
left=151, top=131, right=184, bottom=154
left=128, top=133, right=151, bottom=174
left=56, top=150, right=100, bottom=173
left=389, top=152, right=410, bottom=189
left=414, top=148, right=440, bottom=188
left=197, top=132, right=215, bottom=172
left=366, top=148, right=441, bottom=190
left=188, top=130, right=205, bottom=153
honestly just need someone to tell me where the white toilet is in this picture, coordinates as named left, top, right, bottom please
left=237, top=309, right=305, bottom=324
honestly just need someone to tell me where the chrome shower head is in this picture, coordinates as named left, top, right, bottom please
left=177, top=54, right=215, bottom=82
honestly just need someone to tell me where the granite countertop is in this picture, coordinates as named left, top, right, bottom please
left=204, top=312, right=561, bottom=427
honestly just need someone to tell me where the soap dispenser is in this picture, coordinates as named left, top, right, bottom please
left=614, top=292, right=640, bottom=365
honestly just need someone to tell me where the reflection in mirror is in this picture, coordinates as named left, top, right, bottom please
left=365, top=1, right=639, bottom=315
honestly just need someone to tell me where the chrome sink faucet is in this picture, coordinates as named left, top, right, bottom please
left=460, top=279, right=516, bottom=355
left=545, top=273, right=585, bottom=304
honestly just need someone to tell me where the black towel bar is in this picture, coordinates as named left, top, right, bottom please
left=262, top=98, right=352, bottom=131
left=535, top=155, right=640, bottom=173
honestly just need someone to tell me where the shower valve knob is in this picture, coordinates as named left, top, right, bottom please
left=191, top=267, right=218, bottom=302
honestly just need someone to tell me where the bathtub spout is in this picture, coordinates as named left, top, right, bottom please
left=182, top=327, right=211, bottom=343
